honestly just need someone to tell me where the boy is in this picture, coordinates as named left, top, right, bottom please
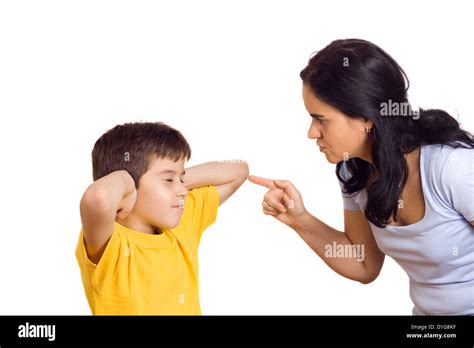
left=76, top=122, right=248, bottom=315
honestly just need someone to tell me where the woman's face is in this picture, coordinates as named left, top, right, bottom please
left=302, top=84, right=374, bottom=164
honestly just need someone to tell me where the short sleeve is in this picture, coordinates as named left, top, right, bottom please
left=338, top=162, right=361, bottom=211
left=338, top=179, right=361, bottom=211
left=75, top=227, right=123, bottom=291
left=440, top=148, right=474, bottom=222
left=182, top=185, right=219, bottom=238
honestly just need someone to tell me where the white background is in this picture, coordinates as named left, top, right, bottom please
left=0, top=0, right=472, bottom=315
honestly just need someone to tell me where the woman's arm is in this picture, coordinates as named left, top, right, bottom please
left=291, top=209, right=385, bottom=284
left=248, top=175, right=385, bottom=284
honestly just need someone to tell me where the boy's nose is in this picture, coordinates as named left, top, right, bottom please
left=177, top=185, right=188, bottom=199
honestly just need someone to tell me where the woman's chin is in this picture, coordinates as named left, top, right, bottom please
left=321, top=151, right=339, bottom=164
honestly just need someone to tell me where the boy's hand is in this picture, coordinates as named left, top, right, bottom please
left=248, top=175, right=307, bottom=227
left=116, top=187, right=137, bottom=220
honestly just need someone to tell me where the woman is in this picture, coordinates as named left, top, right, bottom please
left=249, top=39, right=473, bottom=315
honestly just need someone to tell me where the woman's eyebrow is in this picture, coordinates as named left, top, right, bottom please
left=309, top=113, right=326, bottom=118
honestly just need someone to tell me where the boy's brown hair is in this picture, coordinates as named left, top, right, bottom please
left=92, top=122, right=191, bottom=188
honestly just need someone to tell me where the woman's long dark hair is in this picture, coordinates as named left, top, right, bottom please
left=300, top=39, right=473, bottom=228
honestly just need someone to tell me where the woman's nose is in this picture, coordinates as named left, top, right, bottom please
left=307, top=123, right=321, bottom=139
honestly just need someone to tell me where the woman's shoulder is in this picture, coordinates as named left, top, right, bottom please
left=421, top=143, right=473, bottom=212
left=422, top=143, right=473, bottom=174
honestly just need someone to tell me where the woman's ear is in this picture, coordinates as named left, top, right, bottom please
left=364, top=119, right=374, bottom=132
left=354, top=117, right=374, bottom=133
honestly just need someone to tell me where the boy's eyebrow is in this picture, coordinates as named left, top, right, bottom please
left=158, top=170, right=186, bottom=176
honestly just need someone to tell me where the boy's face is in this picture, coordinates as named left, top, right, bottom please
left=128, top=156, right=188, bottom=232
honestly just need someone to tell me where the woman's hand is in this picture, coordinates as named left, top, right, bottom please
left=248, top=174, right=384, bottom=283
left=248, top=175, right=307, bottom=227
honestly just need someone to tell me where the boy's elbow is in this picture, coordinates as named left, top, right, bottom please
left=236, top=160, right=249, bottom=184
left=228, top=161, right=248, bottom=192
left=217, top=161, right=249, bottom=205
left=80, top=185, right=114, bottom=215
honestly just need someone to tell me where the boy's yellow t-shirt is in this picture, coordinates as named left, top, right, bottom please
left=75, top=185, right=219, bottom=315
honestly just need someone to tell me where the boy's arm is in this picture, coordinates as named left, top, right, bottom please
left=184, top=160, right=249, bottom=205
left=80, top=170, right=137, bottom=264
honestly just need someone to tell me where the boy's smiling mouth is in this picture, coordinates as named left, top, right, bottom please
left=173, top=199, right=185, bottom=210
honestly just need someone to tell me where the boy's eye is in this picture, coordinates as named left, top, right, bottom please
left=164, top=178, right=185, bottom=183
